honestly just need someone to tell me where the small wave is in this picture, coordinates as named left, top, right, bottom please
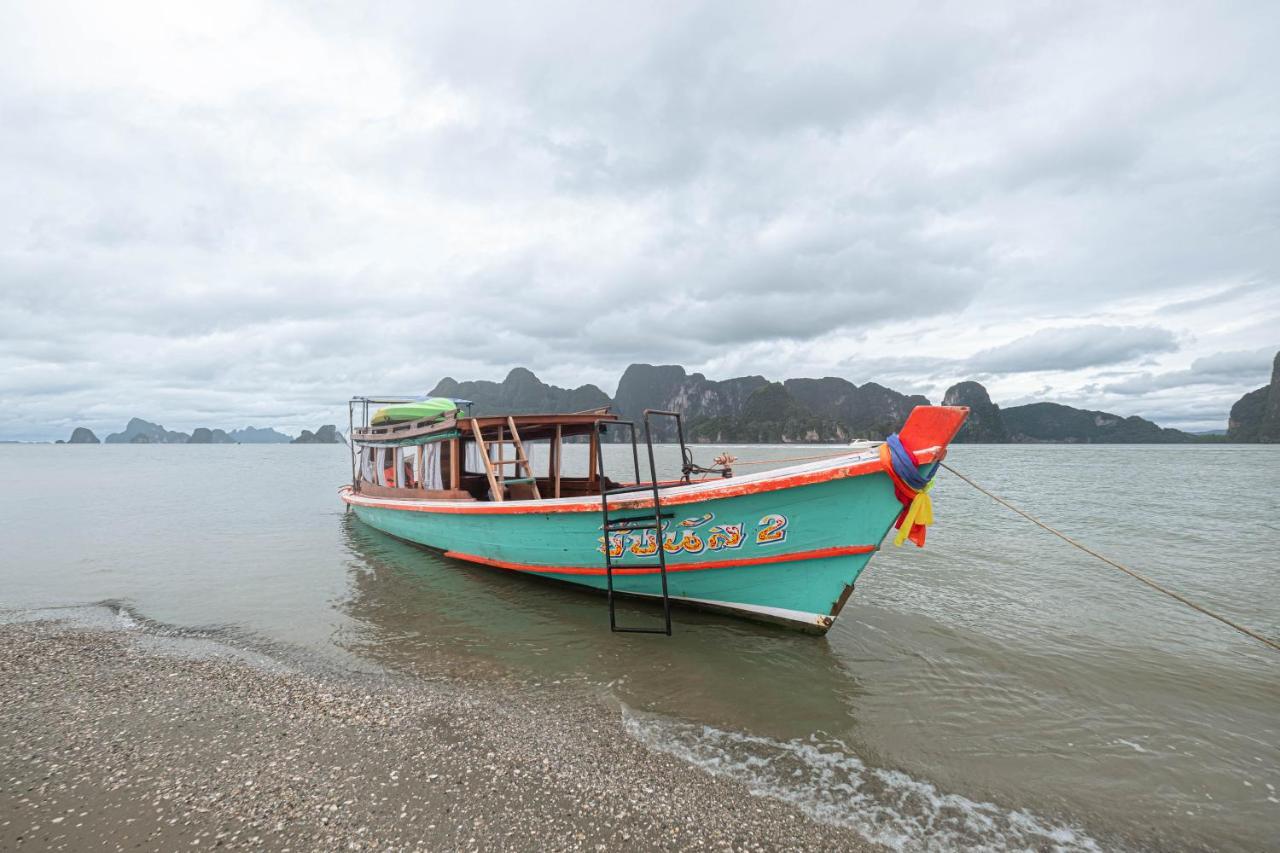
left=112, top=604, right=141, bottom=630
left=622, top=706, right=1102, bottom=852
left=1114, top=738, right=1149, bottom=754
left=3, top=602, right=295, bottom=673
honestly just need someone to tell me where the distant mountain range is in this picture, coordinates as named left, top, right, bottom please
left=433, top=368, right=612, bottom=416
left=292, top=425, right=344, bottom=444
left=50, top=350, right=1279, bottom=446
left=430, top=354, right=1280, bottom=443
left=941, top=384, right=1207, bottom=443
left=430, top=365, right=931, bottom=443
left=945, top=351, right=1275, bottom=443
left=63, top=420, right=342, bottom=445
left=104, top=417, right=194, bottom=444
left=229, top=426, right=293, bottom=444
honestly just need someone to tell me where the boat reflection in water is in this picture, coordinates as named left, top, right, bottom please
left=337, top=512, right=879, bottom=734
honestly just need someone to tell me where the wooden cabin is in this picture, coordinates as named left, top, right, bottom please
left=349, top=406, right=621, bottom=502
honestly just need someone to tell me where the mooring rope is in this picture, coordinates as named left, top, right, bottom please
left=939, top=462, right=1280, bottom=654
left=710, top=448, right=1277, bottom=652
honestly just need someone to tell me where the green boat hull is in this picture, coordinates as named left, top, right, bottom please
left=345, top=467, right=904, bottom=632
left=341, top=404, right=969, bottom=632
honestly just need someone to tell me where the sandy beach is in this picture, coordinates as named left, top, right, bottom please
left=0, top=619, right=878, bottom=851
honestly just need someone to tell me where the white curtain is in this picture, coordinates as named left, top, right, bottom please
left=359, top=448, right=377, bottom=484
left=360, top=442, right=447, bottom=488
left=424, top=443, right=443, bottom=489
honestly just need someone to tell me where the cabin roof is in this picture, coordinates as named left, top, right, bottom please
left=468, top=410, right=617, bottom=441
left=351, top=407, right=615, bottom=444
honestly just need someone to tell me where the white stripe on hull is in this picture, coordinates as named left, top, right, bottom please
left=626, top=590, right=834, bottom=632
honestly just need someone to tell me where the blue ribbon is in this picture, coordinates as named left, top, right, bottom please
left=886, top=433, right=932, bottom=491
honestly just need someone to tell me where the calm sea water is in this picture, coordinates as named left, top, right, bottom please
left=1, top=443, right=1276, bottom=851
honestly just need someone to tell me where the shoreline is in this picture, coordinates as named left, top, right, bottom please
left=0, top=618, right=879, bottom=851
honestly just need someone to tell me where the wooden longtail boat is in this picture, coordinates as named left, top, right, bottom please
left=340, top=398, right=968, bottom=635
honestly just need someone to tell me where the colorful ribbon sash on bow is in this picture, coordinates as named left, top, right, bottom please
left=879, top=434, right=936, bottom=547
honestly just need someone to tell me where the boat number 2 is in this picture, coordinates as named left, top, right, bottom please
left=755, top=514, right=788, bottom=545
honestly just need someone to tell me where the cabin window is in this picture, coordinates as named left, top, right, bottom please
left=362, top=444, right=445, bottom=490
left=382, top=448, right=397, bottom=487
left=403, top=448, right=423, bottom=489
left=524, top=439, right=548, bottom=473
left=464, top=440, right=485, bottom=475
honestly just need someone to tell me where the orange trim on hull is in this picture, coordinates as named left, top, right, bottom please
left=442, top=544, right=876, bottom=576
left=340, top=447, right=941, bottom=516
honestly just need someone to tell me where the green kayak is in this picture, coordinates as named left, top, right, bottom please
left=371, top=398, right=458, bottom=426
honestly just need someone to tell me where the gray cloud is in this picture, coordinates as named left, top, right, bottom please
left=0, top=2, right=1278, bottom=438
left=1101, top=347, right=1277, bottom=395
left=968, top=325, right=1180, bottom=374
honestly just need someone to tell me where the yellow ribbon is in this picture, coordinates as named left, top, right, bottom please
left=893, top=479, right=935, bottom=547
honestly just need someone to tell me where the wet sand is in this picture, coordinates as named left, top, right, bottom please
left=0, top=620, right=877, bottom=851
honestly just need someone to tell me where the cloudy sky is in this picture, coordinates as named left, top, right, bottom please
left=2, top=1, right=1277, bottom=439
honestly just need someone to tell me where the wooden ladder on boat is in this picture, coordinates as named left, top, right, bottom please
left=472, top=416, right=541, bottom=502
left=595, top=410, right=687, bottom=636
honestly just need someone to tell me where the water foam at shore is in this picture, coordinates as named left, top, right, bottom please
left=622, top=706, right=1103, bottom=852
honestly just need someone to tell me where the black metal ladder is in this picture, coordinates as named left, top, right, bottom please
left=594, top=410, right=689, bottom=635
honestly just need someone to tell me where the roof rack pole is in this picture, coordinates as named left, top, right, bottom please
left=553, top=425, right=562, bottom=498
left=630, top=420, right=641, bottom=485
left=588, top=428, right=599, bottom=492
left=496, top=423, right=505, bottom=493
left=450, top=437, right=461, bottom=491
left=348, top=400, right=357, bottom=490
